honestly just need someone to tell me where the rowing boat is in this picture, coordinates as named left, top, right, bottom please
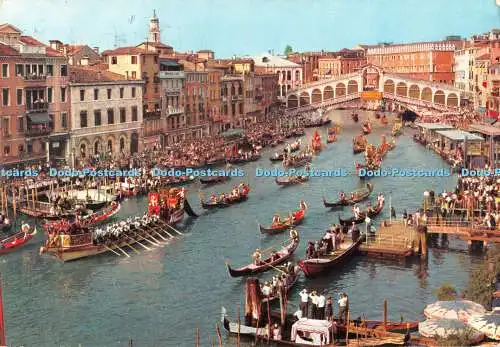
left=259, top=209, right=305, bottom=234
left=275, top=176, right=309, bottom=186
left=0, top=226, right=37, bottom=255
left=261, top=271, right=300, bottom=304
left=323, top=183, right=373, bottom=208
left=338, top=201, right=384, bottom=225
left=200, top=186, right=250, bottom=209
left=298, top=234, right=363, bottom=278
left=199, top=176, right=230, bottom=185
left=327, top=135, right=337, bottom=143
left=226, top=235, right=300, bottom=277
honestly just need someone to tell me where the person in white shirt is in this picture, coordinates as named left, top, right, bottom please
left=338, top=293, right=348, bottom=324
left=317, top=291, right=327, bottom=320
left=262, top=282, right=271, bottom=297
left=299, top=289, right=309, bottom=317
left=309, top=290, right=318, bottom=319
left=294, top=309, right=303, bottom=321
left=353, top=205, right=360, bottom=218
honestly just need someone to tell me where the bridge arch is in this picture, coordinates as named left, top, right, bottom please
left=347, top=80, right=358, bottom=94
left=421, top=87, right=432, bottom=102
left=408, top=85, right=420, bottom=99
left=299, top=91, right=310, bottom=106
left=434, top=90, right=445, bottom=105
left=447, top=93, right=458, bottom=108
left=287, top=94, right=298, bottom=108
left=311, top=89, right=322, bottom=103
left=324, top=86, right=334, bottom=100
left=383, top=79, right=395, bottom=94
left=396, top=82, right=408, bottom=97
left=335, top=83, right=346, bottom=97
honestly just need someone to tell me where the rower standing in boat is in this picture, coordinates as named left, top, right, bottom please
left=262, top=281, right=271, bottom=296
left=353, top=204, right=361, bottom=219
left=299, top=289, right=309, bottom=317
left=299, top=200, right=308, bottom=210
left=305, top=241, right=315, bottom=259
left=339, top=191, right=346, bottom=201
left=252, top=248, right=262, bottom=265
left=272, top=214, right=281, bottom=225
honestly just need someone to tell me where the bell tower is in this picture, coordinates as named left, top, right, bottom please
left=149, top=10, right=160, bottom=43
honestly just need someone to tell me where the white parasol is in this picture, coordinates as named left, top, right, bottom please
left=419, top=318, right=484, bottom=343
left=424, top=300, right=486, bottom=322
left=467, top=308, right=500, bottom=341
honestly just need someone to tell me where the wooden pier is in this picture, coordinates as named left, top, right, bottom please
left=359, top=220, right=418, bottom=259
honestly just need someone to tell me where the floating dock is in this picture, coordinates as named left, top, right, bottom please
left=359, top=220, right=417, bottom=259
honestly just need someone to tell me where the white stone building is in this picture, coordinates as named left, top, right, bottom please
left=68, top=66, right=144, bottom=166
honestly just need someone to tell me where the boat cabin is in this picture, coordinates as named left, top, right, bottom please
left=291, top=319, right=335, bottom=345
left=434, top=130, right=485, bottom=168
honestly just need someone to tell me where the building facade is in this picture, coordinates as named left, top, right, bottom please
left=366, top=40, right=465, bottom=84
left=159, top=60, right=186, bottom=144
left=49, top=40, right=102, bottom=66
left=220, top=75, right=244, bottom=129
left=251, top=53, right=302, bottom=102
left=102, top=47, right=161, bottom=148
left=183, top=71, right=210, bottom=138
left=317, top=50, right=367, bottom=79
left=0, top=23, right=70, bottom=166
left=68, top=66, right=143, bottom=166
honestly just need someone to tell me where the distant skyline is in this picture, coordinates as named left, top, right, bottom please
left=0, top=0, right=499, bottom=57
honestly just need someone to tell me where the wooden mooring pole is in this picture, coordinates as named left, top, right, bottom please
left=383, top=300, right=388, bottom=331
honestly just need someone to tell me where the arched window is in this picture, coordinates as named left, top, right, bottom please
left=94, top=141, right=99, bottom=155
left=120, top=138, right=125, bottom=151
left=80, top=144, right=86, bottom=158
left=107, top=140, right=113, bottom=153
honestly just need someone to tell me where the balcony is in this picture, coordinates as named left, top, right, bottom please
left=222, top=96, right=228, bottom=102
left=231, top=95, right=243, bottom=101
left=167, top=106, right=184, bottom=116
left=165, top=87, right=181, bottom=95
left=26, top=126, right=52, bottom=137
left=26, top=102, right=48, bottom=113
left=153, top=76, right=160, bottom=84
left=143, top=129, right=163, bottom=137
left=144, top=110, right=161, bottom=118
left=23, top=74, right=47, bottom=84
left=159, top=71, right=186, bottom=79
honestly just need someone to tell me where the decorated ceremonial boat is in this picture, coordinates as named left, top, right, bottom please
left=200, top=175, right=230, bottom=185
left=42, top=202, right=121, bottom=231
left=259, top=209, right=306, bottom=234
left=0, top=225, right=37, bottom=255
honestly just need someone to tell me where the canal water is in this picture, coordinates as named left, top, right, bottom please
left=0, top=110, right=484, bottom=347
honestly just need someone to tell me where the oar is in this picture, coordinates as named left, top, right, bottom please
left=148, top=227, right=169, bottom=241
left=159, top=221, right=183, bottom=236
left=131, top=229, right=158, bottom=247
left=111, top=243, right=130, bottom=258
left=266, top=263, right=287, bottom=275
left=124, top=241, right=141, bottom=254
left=125, top=234, right=151, bottom=250
left=105, top=245, right=121, bottom=256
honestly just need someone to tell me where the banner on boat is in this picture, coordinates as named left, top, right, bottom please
left=148, top=193, right=160, bottom=216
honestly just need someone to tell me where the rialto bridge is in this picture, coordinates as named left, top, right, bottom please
left=285, top=65, right=463, bottom=114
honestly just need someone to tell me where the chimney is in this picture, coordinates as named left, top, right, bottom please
left=81, top=56, right=89, bottom=66
left=93, top=47, right=99, bottom=54
left=63, top=45, right=67, bottom=56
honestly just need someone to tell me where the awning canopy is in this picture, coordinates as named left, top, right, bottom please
left=27, top=112, right=51, bottom=124
left=415, top=123, right=454, bottom=130
left=221, top=128, right=244, bottom=137
left=468, top=124, right=500, bottom=136
left=436, top=130, right=485, bottom=141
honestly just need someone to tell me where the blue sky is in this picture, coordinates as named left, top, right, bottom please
left=0, top=0, right=498, bottom=57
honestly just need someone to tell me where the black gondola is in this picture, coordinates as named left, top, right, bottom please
left=200, top=176, right=230, bottom=185
left=323, top=183, right=373, bottom=208
left=338, top=201, right=384, bottom=225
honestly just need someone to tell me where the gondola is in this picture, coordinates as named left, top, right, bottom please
left=322, top=183, right=373, bottom=208
left=298, top=233, right=363, bottom=278
left=259, top=209, right=306, bottom=234
left=199, top=175, right=230, bottom=185
left=270, top=153, right=285, bottom=162
left=225, top=234, right=300, bottom=277
left=381, top=115, right=389, bottom=125
left=275, top=176, right=309, bottom=186
left=0, top=226, right=37, bottom=255
left=326, top=135, right=336, bottom=143
left=283, top=155, right=312, bottom=168
left=228, top=154, right=261, bottom=164
left=0, top=220, right=12, bottom=232
left=200, top=188, right=250, bottom=209
left=338, top=201, right=384, bottom=225
left=353, top=143, right=365, bottom=154
left=261, top=271, right=300, bottom=304
left=362, top=124, right=372, bottom=135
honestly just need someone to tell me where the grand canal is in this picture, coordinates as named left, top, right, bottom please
left=1, top=110, right=484, bottom=347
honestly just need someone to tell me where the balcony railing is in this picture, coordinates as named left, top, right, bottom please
left=168, top=106, right=184, bottom=116
left=26, top=126, right=52, bottom=137
left=26, top=102, right=48, bottom=113
left=165, top=87, right=181, bottom=95
left=231, top=95, right=243, bottom=100
left=144, top=110, right=161, bottom=118
left=23, top=74, right=47, bottom=82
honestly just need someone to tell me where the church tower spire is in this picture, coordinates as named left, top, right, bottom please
left=149, top=10, right=160, bottom=43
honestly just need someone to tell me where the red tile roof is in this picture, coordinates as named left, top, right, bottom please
left=19, top=35, right=63, bottom=57
left=102, top=46, right=156, bottom=56
left=89, top=62, right=109, bottom=70
left=0, top=42, right=20, bottom=56
left=138, top=41, right=173, bottom=49
left=69, top=66, right=128, bottom=83
left=476, top=53, right=490, bottom=60
left=65, top=44, right=85, bottom=55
